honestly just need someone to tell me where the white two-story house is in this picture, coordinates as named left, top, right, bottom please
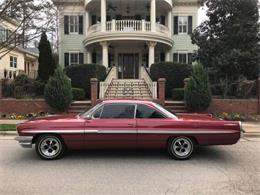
left=53, top=0, right=200, bottom=99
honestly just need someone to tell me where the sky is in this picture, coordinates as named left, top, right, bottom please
left=198, top=5, right=208, bottom=24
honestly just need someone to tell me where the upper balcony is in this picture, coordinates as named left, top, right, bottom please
left=84, top=0, right=174, bottom=47
left=84, top=19, right=173, bottom=47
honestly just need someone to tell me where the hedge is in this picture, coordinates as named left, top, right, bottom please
left=172, top=88, right=184, bottom=100
left=65, top=64, right=106, bottom=99
left=150, top=62, right=192, bottom=98
left=72, top=88, right=85, bottom=100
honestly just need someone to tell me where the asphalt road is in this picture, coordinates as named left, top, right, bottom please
left=0, top=137, right=260, bottom=195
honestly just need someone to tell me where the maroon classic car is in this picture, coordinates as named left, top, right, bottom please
left=15, top=99, right=243, bottom=160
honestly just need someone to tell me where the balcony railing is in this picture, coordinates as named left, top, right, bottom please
left=87, top=20, right=169, bottom=36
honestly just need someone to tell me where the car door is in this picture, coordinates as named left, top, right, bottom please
left=84, top=103, right=137, bottom=149
left=136, top=103, right=178, bottom=148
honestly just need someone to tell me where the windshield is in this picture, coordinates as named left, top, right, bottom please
left=79, top=103, right=102, bottom=118
left=152, top=102, right=178, bottom=119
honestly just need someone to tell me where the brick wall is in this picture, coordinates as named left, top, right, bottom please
left=207, top=99, right=258, bottom=114
left=0, top=99, right=53, bottom=114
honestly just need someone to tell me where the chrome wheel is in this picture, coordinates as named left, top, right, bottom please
left=168, top=137, right=194, bottom=160
left=36, top=135, right=65, bottom=160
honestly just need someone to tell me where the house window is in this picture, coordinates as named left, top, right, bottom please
left=179, top=53, right=187, bottom=64
left=0, top=26, right=6, bottom=42
left=10, top=56, right=17, bottom=68
left=173, top=53, right=193, bottom=64
left=178, top=16, right=188, bottom=34
left=64, top=52, right=84, bottom=66
left=69, top=16, right=79, bottom=33
left=70, top=53, right=79, bottom=66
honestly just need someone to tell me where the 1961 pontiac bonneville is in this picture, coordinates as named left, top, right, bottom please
left=15, top=99, right=243, bottom=160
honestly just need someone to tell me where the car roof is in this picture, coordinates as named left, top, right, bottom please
left=102, top=99, right=155, bottom=105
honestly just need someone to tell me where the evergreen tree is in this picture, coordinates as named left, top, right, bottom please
left=44, top=66, right=73, bottom=111
left=184, top=63, right=212, bottom=112
left=191, top=0, right=260, bottom=82
left=38, top=32, right=56, bottom=82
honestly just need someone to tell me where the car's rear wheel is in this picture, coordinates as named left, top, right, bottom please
left=168, top=136, right=194, bottom=160
left=36, top=135, right=65, bottom=160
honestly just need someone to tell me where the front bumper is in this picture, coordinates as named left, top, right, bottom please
left=15, top=136, right=33, bottom=148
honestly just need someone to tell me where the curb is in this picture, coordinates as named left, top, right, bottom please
left=0, top=131, right=17, bottom=136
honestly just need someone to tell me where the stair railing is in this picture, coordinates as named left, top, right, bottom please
left=140, top=66, right=157, bottom=99
left=99, top=66, right=117, bottom=99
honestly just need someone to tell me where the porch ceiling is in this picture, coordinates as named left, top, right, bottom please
left=86, top=0, right=172, bottom=13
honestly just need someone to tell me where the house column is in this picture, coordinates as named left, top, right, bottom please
left=100, top=41, right=108, bottom=68
left=86, top=50, right=92, bottom=63
left=85, top=11, right=90, bottom=34
left=148, top=42, right=157, bottom=67
left=101, top=0, right=106, bottom=32
left=165, top=50, right=171, bottom=61
left=167, top=11, right=172, bottom=35
left=150, top=0, right=156, bottom=32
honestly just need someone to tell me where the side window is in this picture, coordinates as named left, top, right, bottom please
left=136, top=104, right=165, bottom=119
left=92, top=107, right=102, bottom=119
left=101, top=104, right=135, bottom=119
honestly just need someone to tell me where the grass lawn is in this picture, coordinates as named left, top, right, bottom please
left=0, top=124, right=17, bottom=131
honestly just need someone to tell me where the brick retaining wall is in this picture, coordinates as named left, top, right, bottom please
left=0, top=99, right=53, bottom=114
left=207, top=99, right=258, bottom=114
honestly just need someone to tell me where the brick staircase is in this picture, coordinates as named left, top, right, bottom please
left=68, top=101, right=92, bottom=114
left=105, top=79, right=152, bottom=99
left=165, top=100, right=188, bottom=113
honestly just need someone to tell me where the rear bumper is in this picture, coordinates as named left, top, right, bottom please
left=15, top=136, right=33, bottom=148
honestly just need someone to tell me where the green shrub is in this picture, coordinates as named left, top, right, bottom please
left=150, top=62, right=192, bottom=98
left=184, top=63, right=212, bottom=112
left=72, top=88, right=85, bottom=100
left=44, top=66, right=73, bottom=111
left=33, top=80, right=45, bottom=96
left=65, top=64, right=106, bottom=98
left=14, top=74, right=32, bottom=86
left=172, top=88, right=184, bottom=100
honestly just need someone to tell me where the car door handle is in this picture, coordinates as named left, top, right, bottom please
left=127, top=124, right=135, bottom=127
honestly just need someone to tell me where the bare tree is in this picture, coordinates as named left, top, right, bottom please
left=0, top=0, right=57, bottom=59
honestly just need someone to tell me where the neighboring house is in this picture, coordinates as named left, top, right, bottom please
left=52, top=0, right=201, bottom=99
left=0, top=18, right=39, bottom=79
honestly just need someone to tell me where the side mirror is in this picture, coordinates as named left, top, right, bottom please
left=85, top=115, right=92, bottom=120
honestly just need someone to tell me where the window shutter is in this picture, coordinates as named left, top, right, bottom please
left=64, top=53, right=69, bottom=67
left=174, top=16, right=178, bottom=35
left=92, top=15, right=97, bottom=25
left=79, top=53, right=84, bottom=64
left=79, top=15, right=83, bottom=34
left=188, top=16, right=193, bottom=34
left=173, top=53, right=178, bottom=62
left=64, top=15, right=69, bottom=35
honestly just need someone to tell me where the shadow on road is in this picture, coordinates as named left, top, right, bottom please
left=14, top=145, right=236, bottom=164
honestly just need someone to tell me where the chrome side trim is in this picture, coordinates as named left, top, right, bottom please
left=20, top=129, right=238, bottom=135
left=15, top=136, right=33, bottom=148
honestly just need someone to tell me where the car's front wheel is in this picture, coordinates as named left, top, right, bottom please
left=36, top=135, right=65, bottom=160
left=168, top=136, right=194, bottom=160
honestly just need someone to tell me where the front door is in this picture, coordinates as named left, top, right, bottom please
left=84, top=103, right=137, bottom=149
left=118, top=53, right=139, bottom=79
